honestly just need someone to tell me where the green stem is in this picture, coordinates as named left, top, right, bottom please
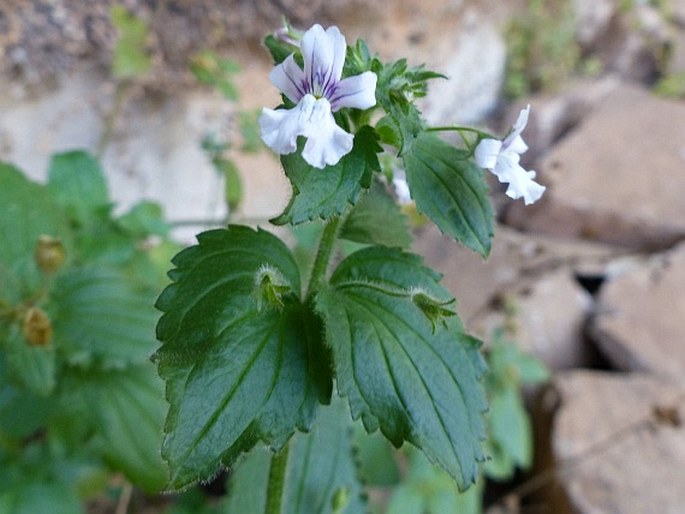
left=305, top=216, right=342, bottom=300
left=265, top=445, right=290, bottom=514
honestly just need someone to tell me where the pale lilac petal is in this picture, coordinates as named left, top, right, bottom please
left=325, top=26, right=347, bottom=86
left=503, top=104, right=530, bottom=149
left=505, top=134, right=528, bottom=155
left=268, top=54, right=307, bottom=104
left=259, top=107, right=302, bottom=155
left=301, top=24, right=345, bottom=97
left=259, top=95, right=316, bottom=155
left=474, top=138, right=503, bottom=169
left=491, top=151, right=545, bottom=205
left=300, top=98, right=353, bottom=168
left=329, top=71, right=377, bottom=111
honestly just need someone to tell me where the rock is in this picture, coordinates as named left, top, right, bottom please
left=551, top=370, right=685, bottom=514
left=419, top=9, right=506, bottom=125
left=506, top=85, right=685, bottom=251
left=413, top=224, right=620, bottom=369
left=502, top=75, right=621, bottom=168
left=590, top=242, right=685, bottom=385
left=472, top=269, right=596, bottom=371
left=571, top=0, right=618, bottom=49
left=0, top=64, right=288, bottom=242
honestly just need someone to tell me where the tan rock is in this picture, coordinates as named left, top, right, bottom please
left=506, top=85, right=685, bottom=251
left=413, top=224, right=620, bottom=369
left=551, top=370, right=685, bottom=514
left=590, top=242, right=685, bottom=385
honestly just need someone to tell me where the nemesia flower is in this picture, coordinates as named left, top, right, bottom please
left=259, top=24, right=377, bottom=169
left=474, top=105, right=546, bottom=205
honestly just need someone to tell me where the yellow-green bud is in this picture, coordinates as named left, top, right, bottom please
left=35, top=235, right=65, bottom=274
left=22, top=306, right=52, bottom=347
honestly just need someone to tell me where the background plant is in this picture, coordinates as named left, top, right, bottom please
left=0, top=152, right=177, bottom=512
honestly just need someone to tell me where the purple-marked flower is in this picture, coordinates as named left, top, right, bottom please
left=474, top=105, right=546, bottom=205
left=259, top=24, right=377, bottom=169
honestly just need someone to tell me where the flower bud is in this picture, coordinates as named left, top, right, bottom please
left=22, top=307, right=52, bottom=347
left=253, top=265, right=292, bottom=311
left=410, top=288, right=455, bottom=332
left=35, top=235, right=65, bottom=274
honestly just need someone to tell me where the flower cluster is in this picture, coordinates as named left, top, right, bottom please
left=259, top=24, right=377, bottom=169
left=474, top=106, right=545, bottom=205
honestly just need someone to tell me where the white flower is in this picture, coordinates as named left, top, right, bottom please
left=259, top=24, right=377, bottom=169
left=474, top=105, right=546, bottom=205
left=392, top=170, right=412, bottom=205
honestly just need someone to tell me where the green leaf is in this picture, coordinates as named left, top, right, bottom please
left=0, top=481, right=84, bottom=514
left=155, top=226, right=330, bottom=489
left=403, top=133, right=493, bottom=257
left=47, top=151, right=109, bottom=227
left=111, top=6, right=151, bottom=78
left=386, top=448, right=483, bottom=514
left=487, top=386, right=532, bottom=474
left=271, top=126, right=381, bottom=226
left=50, top=267, right=158, bottom=368
left=116, top=200, right=170, bottom=237
left=3, top=325, right=56, bottom=396
left=224, top=400, right=366, bottom=514
left=0, top=162, right=71, bottom=289
left=315, top=246, right=487, bottom=490
left=340, top=182, right=412, bottom=248
left=353, top=428, right=400, bottom=487
left=68, top=365, right=167, bottom=491
left=264, top=34, right=295, bottom=66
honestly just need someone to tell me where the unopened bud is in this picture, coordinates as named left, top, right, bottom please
left=35, top=235, right=65, bottom=274
left=410, top=288, right=455, bottom=332
left=22, top=307, right=52, bottom=347
left=253, top=265, right=292, bottom=311
left=331, top=486, right=350, bottom=513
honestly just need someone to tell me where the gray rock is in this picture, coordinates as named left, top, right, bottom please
left=506, top=85, right=685, bottom=251
left=590, top=242, right=685, bottom=385
left=551, top=370, right=685, bottom=514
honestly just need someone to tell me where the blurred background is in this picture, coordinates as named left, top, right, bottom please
left=1, top=0, right=684, bottom=513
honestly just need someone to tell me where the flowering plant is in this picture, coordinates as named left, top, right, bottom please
left=154, top=23, right=544, bottom=512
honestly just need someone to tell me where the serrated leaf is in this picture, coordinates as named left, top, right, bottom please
left=50, top=267, right=158, bottom=368
left=340, top=182, right=412, bottom=248
left=47, top=151, right=109, bottom=227
left=403, top=133, right=493, bottom=257
left=224, top=400, right=366, bottom=514
left=271, top=126, right=381, bottom=226
left=73, top=365, right=167, bottom=491
left=154, top=226, right=330, bottom=489
left=0, top=162, right=71, bottom=289
left=315, top=246, right=487, bottom=490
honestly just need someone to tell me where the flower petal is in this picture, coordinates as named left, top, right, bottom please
left=329, top=71, right=377, bottom=112
left=259, top=95, right=317, bottom=155
left=268, top=54, right=307, bottom=104
left=300, top=98, right=353, bottom=168
left=502, top=104, right=530, bottom=151
left=490, top=151, right=545, bottom=205
left=474, top=138, right=503, bottom=169
left=301, top=24, right=346, bottom=97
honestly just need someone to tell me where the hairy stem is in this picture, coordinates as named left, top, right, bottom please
left=305, top=216, right=342, bottom=299
left=265, top=445, right=290, bottom=514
